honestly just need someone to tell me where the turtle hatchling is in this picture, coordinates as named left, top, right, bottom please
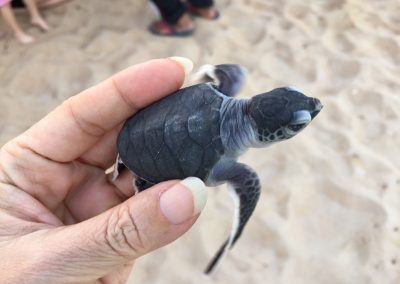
left=114, top=64, right=323, bottom=273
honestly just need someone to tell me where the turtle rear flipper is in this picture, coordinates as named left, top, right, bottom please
left=113, top=155, right=152, bottom=194
left=205, top=161, right=261, bottom=274
left=112, top=154, right=125, bottom=181
left=135, top=177, right=155, bottom=192
left=193, top=64, right=247, bottom=97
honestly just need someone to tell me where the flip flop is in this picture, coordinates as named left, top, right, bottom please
left=149, top=20, right=194, bottom=37
left=187, top=4, right=220, bottom=20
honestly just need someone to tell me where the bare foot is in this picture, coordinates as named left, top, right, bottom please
left=189, top=5, right=219, bottom=20
left=176, top=13, right=195, bottom=31
left=31, top=17, right=50, bottom=32
left=15, top=32, right=36, bottom=44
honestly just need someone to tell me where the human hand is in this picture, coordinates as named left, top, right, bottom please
left=0, top=58, right=207, bottom=283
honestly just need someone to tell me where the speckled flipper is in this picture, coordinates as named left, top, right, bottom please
left=205, top=160, right=261, bottom=274
left=195, top=64, right=247, bottom=97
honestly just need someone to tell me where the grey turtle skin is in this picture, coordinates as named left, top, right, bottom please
left=115, top=64, right=323, bottom=274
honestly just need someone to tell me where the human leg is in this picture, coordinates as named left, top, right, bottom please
left=0, top=2, right=35, bottom=43
left=36, top=0, right=70, bottom=9
left=23, top=0, right=50, bottom=31
left=11, top=0, right=25, bottom=9
left=151, top=0, right=186, bottom=24
left=12, top=0, right=69, bottom=9
left=188, top=0, right=213, bottom=8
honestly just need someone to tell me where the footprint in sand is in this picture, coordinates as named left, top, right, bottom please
left=312, top=0, right=345, bottom=12
left=348, top=90, right=389, bottom=141
left=288, top=182, right=386, bottom=256
left=381, top=8, right=400, bottom=34
left=323, top=32, right=355, bottom=55
left=284, top=3, right=327, bottom=37
left=326, top=10, right=354, bottom=31
left=349, top=90, right=384, bottom=111
left=373, top=37, right=400, bottom=66
left=324, top=58, right=361, bottom=88
left=347, top=4, right=398, bottom=38
left=222, top=10, right=266, bottom=47
left=260, top=47, right=317, bottom=84
left=325, top=127, right=352, bottom=153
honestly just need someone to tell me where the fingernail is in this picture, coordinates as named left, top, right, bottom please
left=180, top=177, right=208, bottom=214
left=160, top=177, right=207, bottom=224
left=169, top=56, right=194, bottom=75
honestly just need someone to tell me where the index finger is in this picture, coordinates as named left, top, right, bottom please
left=20, top=57, right=192, bottom=162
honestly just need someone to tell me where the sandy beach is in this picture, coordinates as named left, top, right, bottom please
left=1, top=0, right=399, bottom=283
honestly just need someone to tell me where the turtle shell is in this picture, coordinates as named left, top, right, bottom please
left=117, top=83, right=225, bottom=184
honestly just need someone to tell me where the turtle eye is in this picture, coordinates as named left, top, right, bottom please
left=286, top=110, right=312, bottom=134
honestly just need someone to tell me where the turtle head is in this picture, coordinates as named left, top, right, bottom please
left=247, top=87, right=322, bottom=145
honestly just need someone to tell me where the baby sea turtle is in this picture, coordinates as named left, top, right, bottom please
left=114, top=64, right=323, bottom=273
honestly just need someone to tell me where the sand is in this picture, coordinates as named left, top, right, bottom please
left=1, top=0, right=400, bottom=283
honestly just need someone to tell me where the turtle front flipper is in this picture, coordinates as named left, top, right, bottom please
left=205, top=160, right=261, bottom=274
left=112, top=154, right=153, bottom=194
left=194, top=64, right=247, bottom=97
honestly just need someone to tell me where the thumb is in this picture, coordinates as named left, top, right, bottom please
left=28, top=178, right=207, bottom=282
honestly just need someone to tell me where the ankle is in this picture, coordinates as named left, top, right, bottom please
left=31, top=16, right=44, bottom=23
left=14, top=30, right=28, bottom=37
left=14, top=31, right=35, bottom=44
left=193, top=6, right=217, bottom=19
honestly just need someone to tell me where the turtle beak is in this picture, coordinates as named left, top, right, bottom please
left=311, top=98, right=323, bottom=119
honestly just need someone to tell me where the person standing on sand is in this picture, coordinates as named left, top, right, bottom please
left=150, top=0, right=219, bottom=36
left=0, top=0, right=67, bottom=44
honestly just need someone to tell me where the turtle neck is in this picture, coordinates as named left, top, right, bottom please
left=219, top=97, right=258, bottom=156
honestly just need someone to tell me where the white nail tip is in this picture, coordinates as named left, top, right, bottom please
left=169, top=56, right=194, bottom=75
left=180, top=177, right=207, bottom=214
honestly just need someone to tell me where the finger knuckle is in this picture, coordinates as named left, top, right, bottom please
left=64, top=98, right=107, bottom=137
left=104, top=205, right=145, bottom=256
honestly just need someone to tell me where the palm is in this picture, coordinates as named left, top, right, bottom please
left=44, top=160, right=125, bottom=225
left=0, top=59, right=186, bottom=283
